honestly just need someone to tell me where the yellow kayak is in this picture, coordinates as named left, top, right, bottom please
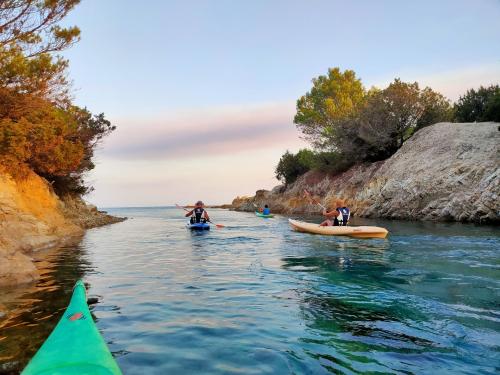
left=289, top=219, right=388, bottom=239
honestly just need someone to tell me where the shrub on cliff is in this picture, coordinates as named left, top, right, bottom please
left=275, top=150, right=313, bottom=185
left=454, top=85, right=500, bottom=122
left=275, top=149, right=354, bottom=183
left=0, top=88, right=114, bottom=194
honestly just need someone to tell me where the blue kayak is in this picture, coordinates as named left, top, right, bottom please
left=187, top=222, right=210, bottom=230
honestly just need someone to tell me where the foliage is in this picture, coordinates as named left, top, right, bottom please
left=483, top=90, right=500, bottom=122
left=275, top=150, right=311, bottom=185
left=417, top=87, right=454, bottom=129
left=0, top=43, right=69, bottom=100
left=308, top=151, right=352, bottom=174
left=454, top=85, right=500, bottom=122
left=275, top=149, right=354, bottom=184
left=295, top=74, right=453, bottom=163
left=281, top=66, right=497, bottom=184
left=0, top=88, right=114, bottom=194
left=0, top=1, right=114, bottom=195
left=0, top=0, right=81, bottom=100
left=0, top=0, right=81, bottom=57
left=0, top=88, right=83, bottom=175
left=339, top=80, right=451, bottom=161
left=294, top=68, right=365, bottom=148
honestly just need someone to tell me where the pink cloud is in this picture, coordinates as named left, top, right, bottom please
left=101, top=102, right=306, bottom=159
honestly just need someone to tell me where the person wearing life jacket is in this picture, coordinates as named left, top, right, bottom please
left=185, top=201, right=210, bottom=224
left=262, top=204, right=271, bottom=215
left=320, top=199, right=350, bottom=227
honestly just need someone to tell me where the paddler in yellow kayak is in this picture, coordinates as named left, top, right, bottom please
left=319, top=199, right=351, bottom=227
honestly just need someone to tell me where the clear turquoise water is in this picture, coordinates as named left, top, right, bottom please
left=1, top=207, right=499, bottom=374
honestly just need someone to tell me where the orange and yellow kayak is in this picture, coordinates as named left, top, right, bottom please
left=289, top=219, right=388, bottom=239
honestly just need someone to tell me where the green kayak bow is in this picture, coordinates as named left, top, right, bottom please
left=22, top=280, right=122, bottom=375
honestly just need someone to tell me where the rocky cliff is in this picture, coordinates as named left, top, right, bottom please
left=233, top=122, right=499, bottom=223
left=0, top=169, right=125, bottom=286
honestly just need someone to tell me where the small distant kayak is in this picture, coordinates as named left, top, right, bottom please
left=22, top=280, right=122, bottom=375
left=187, top=222, right=210, bottom=230
left=289, top=218, right=388, bottom=239
left=255, top=211, right=274, bottom=218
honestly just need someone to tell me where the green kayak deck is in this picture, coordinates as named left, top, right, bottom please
left=22, top=280, right=122, bottom=375
left=255, top=211, right=274, bottom=218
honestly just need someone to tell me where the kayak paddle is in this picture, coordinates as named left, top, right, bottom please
left=208, top=220, right=225, bottom=228
left=304, top=189, right=327, bottom=210
left=175, top=203, right=190, bottom=212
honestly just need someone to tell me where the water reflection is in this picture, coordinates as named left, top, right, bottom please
left=0, top=241, right=89, bottom=374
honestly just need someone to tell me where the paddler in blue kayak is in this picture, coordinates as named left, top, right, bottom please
left=320, top=199, right=350, bottom=227
left=185, top=200, right=211, bottom=224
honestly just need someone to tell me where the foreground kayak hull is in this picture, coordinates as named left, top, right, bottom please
left=255, top=211, right=274, bottom=218
left=22, top=280, right=122, bottom=375
left=289, top=219, right=388, bottom=239
left=187, top=222, right=210, bottom=230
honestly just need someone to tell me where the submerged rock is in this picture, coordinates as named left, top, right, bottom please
left=233, top=122, right=499, bottom=223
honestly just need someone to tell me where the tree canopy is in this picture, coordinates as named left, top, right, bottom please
left=339, top=79, right=453, bottom=161
left=0, top=0, right=80, bottom=100
left=0, top=0, right=81, bottom=57
left=0, top=0, right=114, bottom=195
left=278, top=67, right=463, bottom=182
left=454, top=85, right=500, bottom=122
left=294, top=68, right=365, bottom=148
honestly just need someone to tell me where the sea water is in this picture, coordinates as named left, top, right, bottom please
left=1, top=207, right=499, bottom=374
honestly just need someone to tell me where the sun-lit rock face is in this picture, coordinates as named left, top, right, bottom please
left=0, top=170, right=81, bottom=286
left=233, top=122, right=499, bottom=224
left=0, top=169, right=124, bottom=286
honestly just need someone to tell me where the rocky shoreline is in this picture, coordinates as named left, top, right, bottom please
left=231, top=122, right=499, bottom=224
left=0, top=170, right=125, bottom=287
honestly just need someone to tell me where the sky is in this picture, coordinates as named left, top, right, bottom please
left=61, top=0, right=500, bottom=207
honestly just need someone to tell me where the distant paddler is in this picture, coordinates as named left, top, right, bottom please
left=258, top=204, right=271, bottom=215
left=254, top=203, right=273, bottom=217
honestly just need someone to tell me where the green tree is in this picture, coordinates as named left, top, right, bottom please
left=417, top=87, right=453, bottom=130
left=0, top=1, right=81, bottom=56
left=294, top=67, right=365, bottom=148
left=454, top=85, right=500, bottom=122
left=310, top=151, right=353, bottom=174
left=296, top=148, right=315, bottom=170
left=483, top=90, right=500, bottom=122
left=0, top=1, right=115, bottom=195
left=0, top=0, right=81, bottom=100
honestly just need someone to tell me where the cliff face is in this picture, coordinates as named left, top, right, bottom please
left=0, top=169, right=124, bottom=286
left=233, top=122, right=499, bottom=223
